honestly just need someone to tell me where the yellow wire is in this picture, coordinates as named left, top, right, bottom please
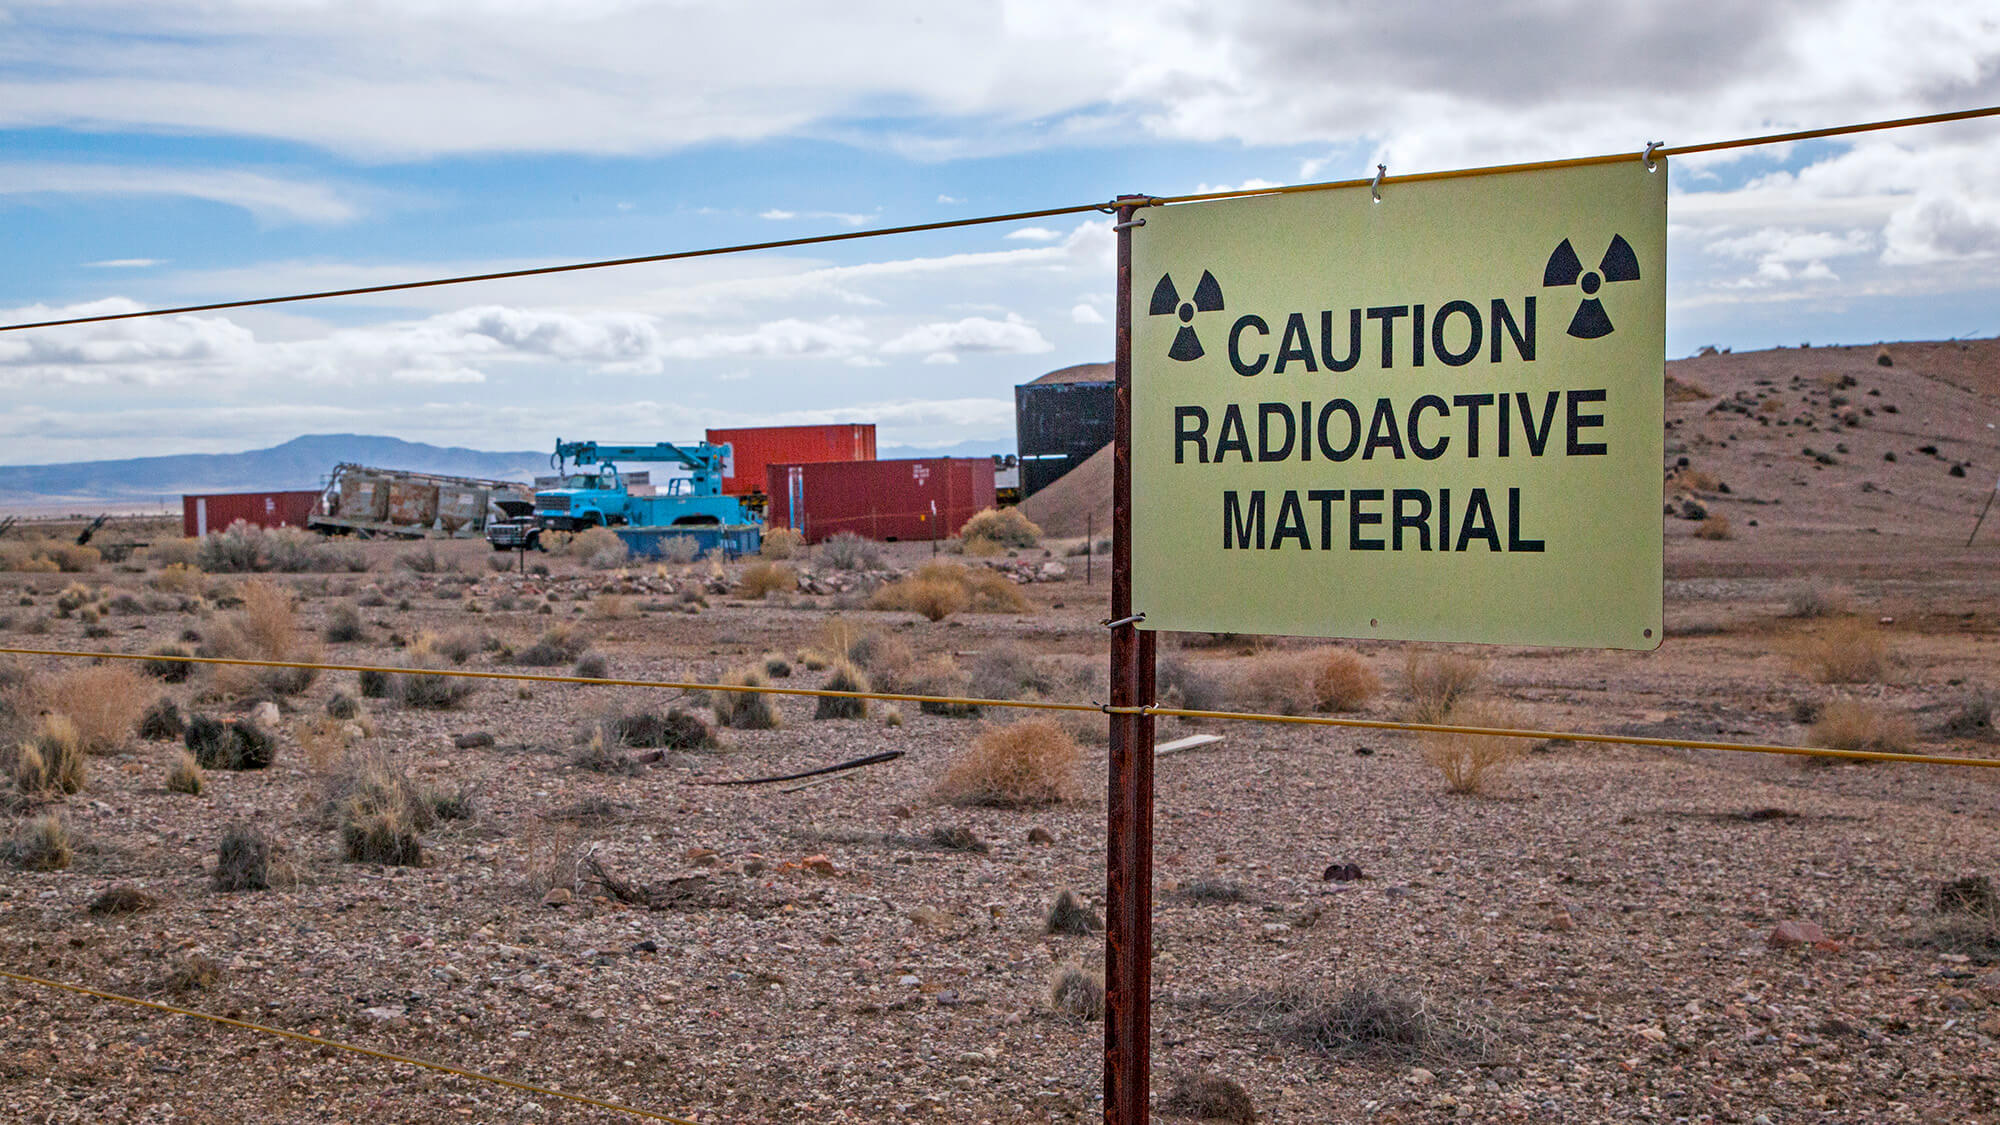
left=0, top=968, right=699, bottom=1125
left=2, top=103, right=1993, bottom=334
left=5, top=644, right=1994, bottom=769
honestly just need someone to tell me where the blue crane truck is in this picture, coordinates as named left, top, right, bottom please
left=489, top=439, right=761, bottom=558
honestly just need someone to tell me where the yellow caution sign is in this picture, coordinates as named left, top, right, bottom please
left=1131, top=161, right=1666, bottom=649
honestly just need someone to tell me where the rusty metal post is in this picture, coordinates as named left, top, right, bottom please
left=1105, top=195, right=1157, bottom=1125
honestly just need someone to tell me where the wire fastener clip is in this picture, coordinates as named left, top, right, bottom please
left=1101, top=612, right=1147, bottom=630
left=1643, top=141, right=1663, bottom=171
left=1371, top=164, right=1386, bottom=202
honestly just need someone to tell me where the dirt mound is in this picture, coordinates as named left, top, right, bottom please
left=1017, top=441, right=1111, bottom=539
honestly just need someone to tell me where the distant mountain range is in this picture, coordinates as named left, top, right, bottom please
left=0, top=433, right=1018, bottom=506
left=0, top=434, right=551, bottom=503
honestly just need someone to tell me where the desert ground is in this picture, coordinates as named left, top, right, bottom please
left=2, top=338, right=1999, bottom=1124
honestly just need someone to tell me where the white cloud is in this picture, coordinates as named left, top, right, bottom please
left=662, top=316, right=871, bottom=360
left=922, top=352, right=959, bottom=365
left=1005, top=227, right=1061, bottom=242
left=83, top=258, right=164, bottom=269
left=1071, top=303, right=1104, bottom=324
left=759, top=209, right=798, bottom=220
left=937, top=194, right=964, bottom=204
left=0, top=162, right=363, bottom=224
left=879, top=313, right=1052, bottom=356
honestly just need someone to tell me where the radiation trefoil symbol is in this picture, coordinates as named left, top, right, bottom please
left=1149, top=271, right=1225, bottom=361
left=1544, top=235, right=1640, bottom=340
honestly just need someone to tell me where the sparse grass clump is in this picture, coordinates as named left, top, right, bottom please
left=927, top=825, right=988, bottom=853
left=1310, top=649, right=1381, bottom=712
left=870, top=574, right=968, bottom=621
left=1938, top=690, right=1995, bottom=740
left=734, top=560, right=798, bottom=599
left=11, top=664, right=152, bottom=754
left=1045, top=889, right=1102, bottom=935
left=960, top=507, right=1041, bottom=551
left=905, top=655, right=981, bottom=717
left=334, top=756, right=432, bottom=866
left=1160, top=1075, right=1257, bottom=1125
left=1419, top=701, right=1531, bottom=794
left=87, top=884, right=158, bottom=916
left=935, top=718, right=1080, bottom=807
left=184, top=715, right=275, bottom=770
left=1800, top=619, right=1892, bottom=684
left=1049, top=963, right=1105, bottom=1020
left=513, top=624, right=589, bottom=666
left=594, top=707, right=715, bottom=750
left=212, top=824, right=272, bottom=891
left=7, top=814, right=73, bottom=871
left=1175, top=879, right=1251, bottom=904
left=150, top=563, right=206, bottom=595
left=323, top=603, right=365, bottom=643
left=1402, top=651, right=1484, bottom=723
left=819, top=532, right=884, bottom=571
left=813, top=660, right=869, bottom=720
left=1254, top=979, right=1497, bottom=1063
left=1808, top=699, right=1915, bottom=755
left=573, top=652, right=609, bottom=679
left=1781, top=579, right=1850, bottom=619
left=357, top=668, right=391, bottom=698
left=967, top=643, right=1053, bottom=701
left=201, top=579, right=320, bottom=696
left=198, top=523, right=364, bottom=573
left=9, top=716, right=87, bottom=796
left=713, top=668, right=780, bottom=729
left=166, top=751, right=204, bottom=795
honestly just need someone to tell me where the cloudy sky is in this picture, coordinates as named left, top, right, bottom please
left=3, top=1, right=1998, bottom=464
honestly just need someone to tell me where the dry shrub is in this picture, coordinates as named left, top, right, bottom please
left=823, top=621, right=916, bottom=687
left=198, top=523, right=364, bottom=573
left=572, top=730, right=640, bottom=775
left=904, top=654, right=981, bottom=717
left=13, top=664, right=151, bottom=753
left=960, top=506, right=1041, bottom=549
left=165, top=750, right=203, bottom=795
left=1402, top=650, right=1483, bottom=723
left=1937, top=690, right=1995, bottom=740
left=203, top=579, right=320, bottom=696
left=1248, top=979, right=1497, bottom=1063
left=335, top=755, right=431, bottom=866
left=569, top=526, right=629, bottom=570
left=1161, top=1075, right=1257, bottom=1125
left=1049, top=963, right=1104, bottom=1020
left=87, top=885, right=157, bottom=916
left=393, top=665, right=479, bottom=710
left=595, top=707, right=714, bottom=750
left=294, top=715, right=359, bottom=772
left=714, top=668, right=780, bottom=729
left=1311, top=649, right=1380, bottom=712
left=573, top=652, right=610, bottom=679
left=588, top=593, right=632, bottom=621
left=1045, top=889, right=1102, bottom=935
left=184, top=715, right=276, bottom=770
left=1808, top=699, right=1915, bottom=754
left=143, top=644, right=196, bottom=682
left=968, top=642, right=1054, bottom=701
left=1679, top=468, right=1721, bottom=490
left=51, top=544, right=100, bottom=573
left=869, top=575, right=966, bottom=621
left=323, top=603, right=365, bottom=643
left=1692, top=514, right=1734, bottom=540
left=7, top=814, right=72, bottom=871
left=760, top=527, right=805, bottom=559
left=164, top=954, right=222, bottom=994
left=1419, top=701, right=1530, bottom=794
left=1781, top=579, right=1850, bottom=619
left=514, top=623, right=588, bottom=666
left=927, top=824, right=988, bottom=853
left=814, top=660, right=869, bottom=720
left=212, top=824, right=272, bottom=891
left=1232, top=654, right=1318, bottom=716
left=145, top=538, right=203, bottom=569
left=522, top=824, right=583, bottom=898
left=935, top=718, right=1079, bottom=807
left=10, top=716, right=87, bottom=796
left=150, top=563, right=206, bottom=595
left=139, top=698, right=185, bottom=741
left=734, top=560, right=798, bottom=599
left=961, top=567, right=1030, bottom=613
left=1800, top=619, right=1891, bottom=684
left=1156, top=654, right=1226, bottom=714
left=819, top=532, right=884, bottom=571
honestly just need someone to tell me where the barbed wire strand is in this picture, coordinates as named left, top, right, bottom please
left=3, top=104, right=1995, bottom=336
left=3, top=644, right=1994, bottom=769
left=0, top=967, right=700, bottom=1125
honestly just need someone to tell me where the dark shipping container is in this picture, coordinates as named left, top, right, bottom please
left=1014, top=381, right=1113, bottom=497
left=765, top=457, right=996, bottom=544
left=707, top=424, right=876, bottom=497
left=182, top=490, right=322, bottom=538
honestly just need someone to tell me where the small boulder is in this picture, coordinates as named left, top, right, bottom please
left=453, top=731, right=495, bottom=749
left=248, top=701, right=281, bottom=731
left=1767, top=920, right=1827, bottom=949
left=541, top=886, right=574, bottom=908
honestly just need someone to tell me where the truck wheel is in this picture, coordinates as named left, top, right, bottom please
left=527, top=532, right=544, bottom=552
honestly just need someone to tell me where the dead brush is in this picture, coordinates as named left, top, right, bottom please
left=713, top=668, right=780, bottom=729
left=1807, top=699, right=1915, bottom=755
left=1049, top=962, right=1105, bottom=1020
left=1310, top=648, right=1381, bottom=712
left=1781, top=579, right=1850, bottom=619
left=1692, top=513, right=1734, bottom=540
left=9, top=715, right=88, bottom=796
left=390, top=636, right=480, bottom=710
left=733, top=560, right=798, bottom=599
left=513, top=623, right=588, bottom=666
left=11, top=663, right=151, bottom=754
left=142, top=643, right=196, bottom=682
left=1401, top=650, right=1484, bottom=723
left=927, top=825, right=989, bottom=854
left=1236, top=978, right=1497, bottom=1063
left=1174, top=879, right=1251, bottom=904
left=1160, top=1074, right=1257, bottom=1125
left=591, top=707, right=715, bottom=750
left=522, top=824, right=584, bottom=898
left=87, top=884, right=158, bottom=916
left=1419, top=700, right=1532, bottom=794
left=139, top=699, right=185, bottom=742
left=184, top=715, right=275, bottom=770
left=332, top=754, right=432, bottom=866
left=1799, top=619, right=1892, bottom=684
left=165, top=750, right=203, bottom=796
left=201, top=579, right=320, bottom=696
left=959, top=506, right=1041, bottom=550
left=934, top=718, right=1080, bottom=807
left=7, top=813, right=73, bottom=871
left=212, top=824, right=275, bottom=891
left=571, top=730, right=642, bottom=775
left=904, top=654, right=981, bottom=717
left=759, top=527, right=805, bottom=560
left=1045, top=889, right=1103, bottom=934
left=813, top=660, right=870, bottom=720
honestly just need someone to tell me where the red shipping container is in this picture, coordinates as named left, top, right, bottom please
left=707, top=424, right=875, bottom=497
left=182, top=490, right=322, bottom=538
left=765, top=458, right=995, bottom=544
